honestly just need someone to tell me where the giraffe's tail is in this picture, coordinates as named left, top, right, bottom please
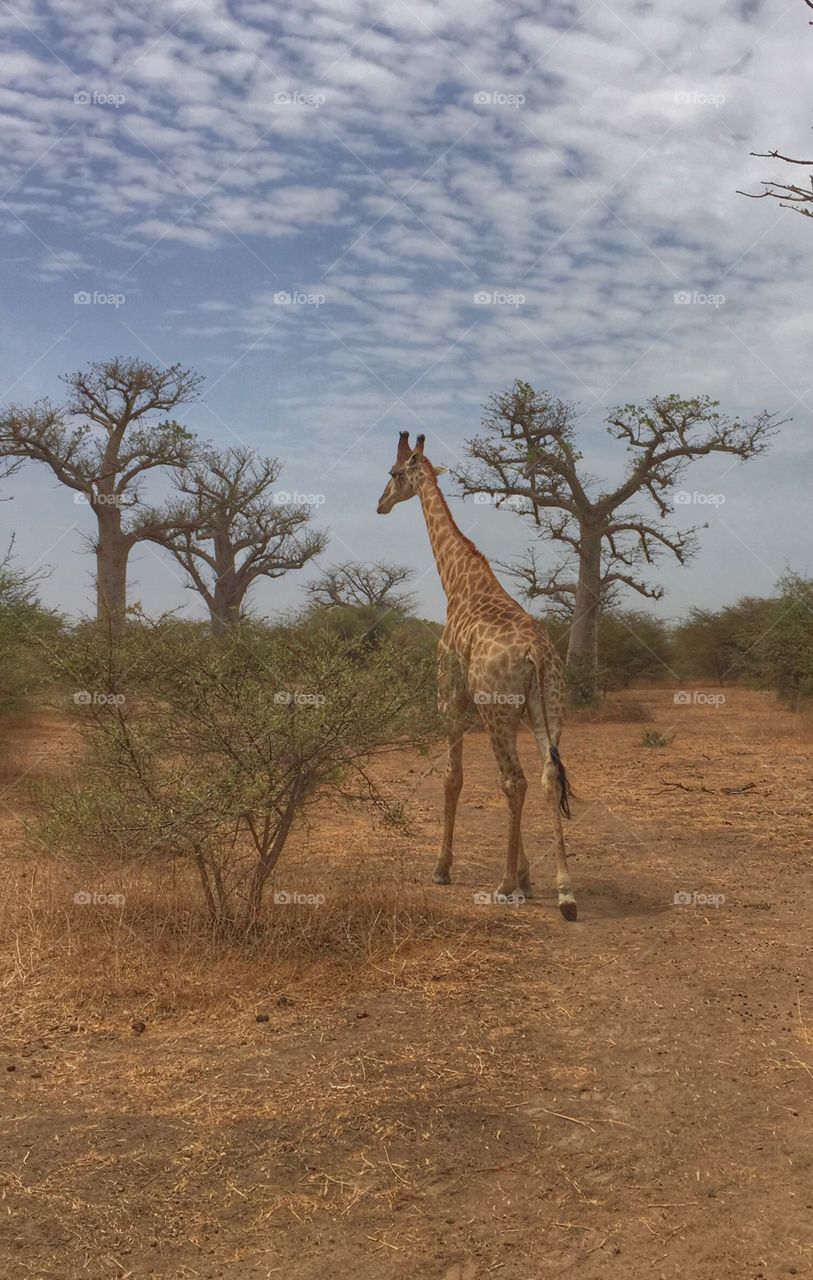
left=526, top=647, right=574, bottom=820
left=547, top=743, right=573, bottom=820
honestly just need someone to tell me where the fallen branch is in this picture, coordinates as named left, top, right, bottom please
left=659, top=779, right=757, bottom=796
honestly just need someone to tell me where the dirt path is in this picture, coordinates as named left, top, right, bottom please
left=1, top=690, right=811, bottom=1278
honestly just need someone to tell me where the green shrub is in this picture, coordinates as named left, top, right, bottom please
left=0, top=557, right=63, bottom=716
left=753, top=574, right=813, bottom=710
left=37, top=619, right=441, bottom=933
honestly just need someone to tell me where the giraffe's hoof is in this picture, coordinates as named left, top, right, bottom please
left=432, top=869, right=452, bottom=885
left=519, top=878, right=534, bottom=899
left=495, top=882, right=520, bottom=899
left=559, top=898, right=578, bottom=922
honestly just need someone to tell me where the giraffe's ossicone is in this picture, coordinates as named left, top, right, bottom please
left=377, top=432, right=577, bottom=920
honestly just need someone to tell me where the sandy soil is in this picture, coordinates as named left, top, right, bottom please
left=0, top=689, right=811, bottom=1279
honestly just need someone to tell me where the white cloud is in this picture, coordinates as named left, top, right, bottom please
left=0, top=0, right=811, bottom=620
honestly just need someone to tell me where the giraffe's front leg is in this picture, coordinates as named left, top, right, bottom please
left=517, top=835, right=533, bottom=899
left=433, top=729, right=464, bottom=884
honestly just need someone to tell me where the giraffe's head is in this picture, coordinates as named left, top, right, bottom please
left=377, top=432, right=446, bottom=514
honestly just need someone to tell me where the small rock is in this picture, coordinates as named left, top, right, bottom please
left=131, top=1021, right=146, bottom=1034
left=277, top=996, right=293, bottom=1007
left=6, top=1064, right=16, bottom=1072
left=255, top=1013, right=270, bottom=1023
left=356, top=1011, right=369, bottom=1019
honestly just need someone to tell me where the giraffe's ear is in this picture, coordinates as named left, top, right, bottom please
left=434, top=465, right=449, bottom=476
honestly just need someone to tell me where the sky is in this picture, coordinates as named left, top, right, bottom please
left=1, top=0, right=812, bottom=625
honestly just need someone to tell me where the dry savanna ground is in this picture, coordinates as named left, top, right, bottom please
left=0, top=688, right=812, bottom=1280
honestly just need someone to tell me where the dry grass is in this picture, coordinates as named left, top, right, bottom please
left=0, top=853, right=469, bottom=1039
left=572, top=694, right=654, bottom=723
left=1, top=690, right=812, bottom=1280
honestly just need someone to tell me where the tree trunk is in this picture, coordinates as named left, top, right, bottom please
left=95, top=508, right=130, bottom=637
left=243, top=779, right=304, bottom=930
left=209, top=583, right=243, bottom=638
left=209, top=528, right=243, bottom=638
left=566, top=528, right=602, bottom=706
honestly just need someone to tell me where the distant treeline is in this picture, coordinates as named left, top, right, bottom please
left=2, top=557, right=812, bottom=716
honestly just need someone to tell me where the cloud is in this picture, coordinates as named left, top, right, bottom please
left=0, top=0, right=812, bottom=621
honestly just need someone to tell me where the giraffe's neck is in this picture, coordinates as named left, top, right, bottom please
left=417, top=463, right=502, bottom=604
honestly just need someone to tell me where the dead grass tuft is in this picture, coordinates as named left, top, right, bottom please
left=0, top=852, right=470, bottom=1038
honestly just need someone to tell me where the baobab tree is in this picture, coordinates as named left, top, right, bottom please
left=0, top=358, right=202, bottom=634
left=739, top=0, right=813, bottom=217
left=457, top=382, right=779, bottom=702
left=305, top=560, right=416, bottom=613
left=143, top=446, right=325, bottom=636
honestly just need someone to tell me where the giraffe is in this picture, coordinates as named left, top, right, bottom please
left=377, top=431, right=577, bottom=920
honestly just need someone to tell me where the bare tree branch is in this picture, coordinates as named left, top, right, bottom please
left=457, top=381, right=780, bottom=700
left=0, top=358, right=202, bottom=632
left=306, top=560, right=416, bottom=612
left=142, top=446, right=326, bottom=636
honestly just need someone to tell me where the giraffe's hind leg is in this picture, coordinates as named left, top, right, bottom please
left=485, top=716, right=527, bottom=899
left=526, top=664, right=578, bottom=920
